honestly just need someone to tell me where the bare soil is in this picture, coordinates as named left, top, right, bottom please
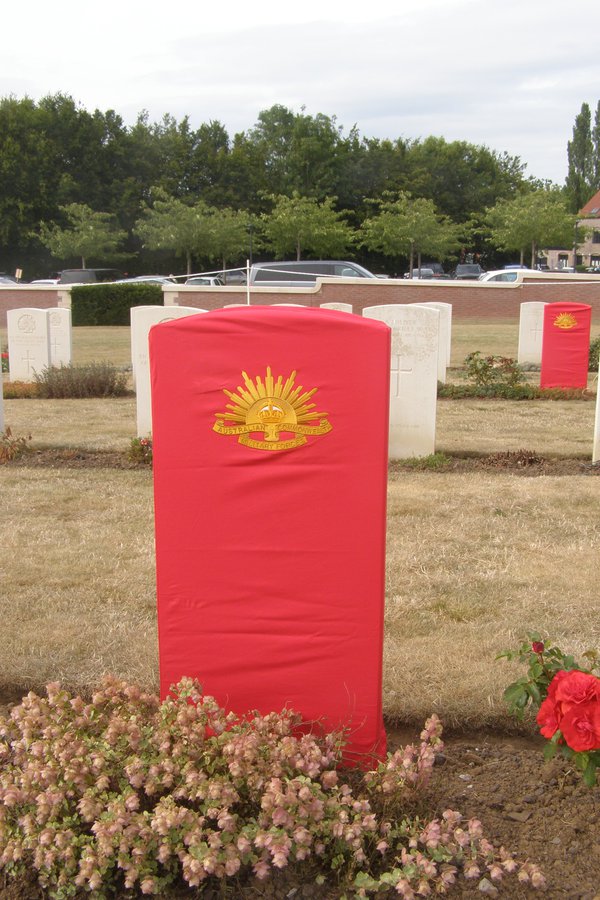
left=5, top=447, right=600, bottom=477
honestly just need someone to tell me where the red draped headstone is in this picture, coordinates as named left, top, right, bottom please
left=540, top=302, right=592, bottom=389
left=150, top=307, right=390, bottom=764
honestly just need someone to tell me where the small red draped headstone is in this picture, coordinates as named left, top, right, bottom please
left=150, top=306, right=390, bottom=764
left=540, top=302, right=592, bottom=389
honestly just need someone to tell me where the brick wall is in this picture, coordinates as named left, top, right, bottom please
left=3, top=277, right=600, bottom=329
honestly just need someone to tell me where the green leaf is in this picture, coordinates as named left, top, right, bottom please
left=583, top=761, right=597, bottom=787
left=543, top=741, right=558, bottom=761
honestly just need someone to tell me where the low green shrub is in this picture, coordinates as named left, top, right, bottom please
left=0, top=678, right=544, bottom=898
left=394, top=452, right=452, bottom=470
left=1, top=346, right=8, bottom=373
left=464, top=352, right=525, bottom=388
left=34, top=362, right=129, bottom=398
left=438, top=383, right=594, bottom=400
left=128, top=436, right=153, bottom=465
left=71, top=283, right=163, bottom=326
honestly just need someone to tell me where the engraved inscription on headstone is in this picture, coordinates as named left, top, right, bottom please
left=518, top=302, right=547, bottom=366
left=363, top=304, right=439, bottom=458
left=415, top=301, right=452, bottom=382
left=7, top=308, right=51, bottom=382
left=48, top=307, right=72, bottom=367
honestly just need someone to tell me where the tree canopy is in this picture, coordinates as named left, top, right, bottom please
left=0, top=93, right=582, bottom=278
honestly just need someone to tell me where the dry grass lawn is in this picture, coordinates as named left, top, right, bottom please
left=1, top=463, right=598, bottom=731
left=1, top=320, right=599, bottom=732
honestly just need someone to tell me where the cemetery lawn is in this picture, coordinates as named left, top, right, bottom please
left=1, top=321, right=599, bottom=898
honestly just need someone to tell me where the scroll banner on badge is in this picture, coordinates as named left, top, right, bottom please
left=540, top=302, right=592, bottom=389
left=150, top=307, right=390, bottom=765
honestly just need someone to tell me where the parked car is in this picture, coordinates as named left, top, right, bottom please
left=58, top=268, right=122, bottom=284
left=30, top=278, right=60, bottom=285
left=404, top=268, right=435, bottom=279
left=421, top=262, right=450, bottom=279
left=478, top=269, right=537, bottom=283
left=185, top=275, right=225, bottom=286
left=117, top=275, right=177, bottom=285
left=0, top=275, right=18, bottom=285
left=249, top=260, right=376, bottom=286
left=452, top=264, right=484, bottom=280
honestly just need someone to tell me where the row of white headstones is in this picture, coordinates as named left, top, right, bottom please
left=3, top=302, right=600, bottom=461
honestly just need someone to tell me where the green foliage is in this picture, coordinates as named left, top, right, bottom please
left=565, top=101, right=600, bottom=212
left=498, top=635, right=600, bottom=785
left=0, top=426, right=31, bottom=462
left=38, top=202, right=128, bottom=267
left=1, top=345, right=8, bottom=372
left=128, top=436, right=153, bottom=465
left=260, top=192, right=354, bottom=260
left=0, top=95, right=531, bottom=278
left=134, top=191, right=214, bottom=274
left=360, top=191, right=460, bottom=270
left=589, top=335, right=600, bottom=371
left=33, top=362, right=129, bottom=398
left=394, top=452, right=452, bottom=470
left=0, top=678, right=544, bottom=897
left=484, top=187, right=576, bottom=267
left=70, top=282, right=163, bottom=325
left=464, top=351, right=525, bottom=387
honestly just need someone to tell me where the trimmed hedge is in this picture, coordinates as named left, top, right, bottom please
left=71, top=283, right=163, bottom=325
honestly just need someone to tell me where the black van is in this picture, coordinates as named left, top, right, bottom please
left=249, top=260, right=376, bottom=286
left=58, top=268, right=122, bottom=285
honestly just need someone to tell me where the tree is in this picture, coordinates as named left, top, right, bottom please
left=261, top=193, right=354, bottom=260
left=566, top=102, right=597, bottom=212
left=360, top=193, right=460, bottom=273
left=208, top=208, right=252, bottom=270
left=38, top=203, right=127, bottom=267
left=484, top=188, right=576, bottom=267
left=134, top=191, right=213, bottom=274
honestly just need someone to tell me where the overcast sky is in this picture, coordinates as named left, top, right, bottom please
left=3, top=0, right=599, bottom=186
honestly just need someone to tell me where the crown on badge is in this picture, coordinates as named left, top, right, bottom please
left=258, top=402, right=286, bottom=424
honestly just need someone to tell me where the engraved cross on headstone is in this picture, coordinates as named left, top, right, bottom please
left=391, top=354, right=413, bottom=398
left=21, top=349, right=36, bottom=374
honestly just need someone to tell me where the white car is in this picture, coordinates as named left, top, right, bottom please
left=478, top=269, right=537, bottom=283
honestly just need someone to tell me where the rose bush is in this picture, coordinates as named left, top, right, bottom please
left=499, top=634, right=600, bottom=785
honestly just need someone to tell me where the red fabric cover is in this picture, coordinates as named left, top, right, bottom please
left=540, top=303, right=592, bottom=389
left=150, top=307, right=390, bottom=764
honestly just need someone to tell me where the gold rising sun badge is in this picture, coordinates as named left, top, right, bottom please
left=213, top=367, right=332, bottom=452
left=554, top=312, right=578, bottom=330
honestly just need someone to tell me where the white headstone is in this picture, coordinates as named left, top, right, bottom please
left=131, top=305, right=207, bottom=437
left=7, top=308, right=51, bottom=382
left=363, top=304, right=439, bottom=458
left=593, top=358, right=600, bottom=464
left=320, top=302, right=353, bottom=313
left=413, top=302, right=452, bottom=383
left=273, top=303, right=307, bottom=307
left=518, top=302, right=547, bottom=365
left=47, top=307, right=72, bottom=367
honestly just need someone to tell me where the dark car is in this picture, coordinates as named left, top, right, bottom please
left=249, top=260, right=376, bottom=286
left=58, top=268, right=122, bottom=284
left=422, top=262, right=450, bottom=279
left=452, top=264, right=484, bottom=280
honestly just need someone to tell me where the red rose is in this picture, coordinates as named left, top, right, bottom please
left=532, top=641, right=545, bottom=654
left=537, top=696, right=561, bottom=739
left=554, top=670, right=600, bottom=709
left=559, top=700, right=600, bottom=752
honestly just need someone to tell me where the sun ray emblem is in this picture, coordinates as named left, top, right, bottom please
left=213, top=366, right=332, bottom=451
left=554, top=312, right=578, bottom=330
